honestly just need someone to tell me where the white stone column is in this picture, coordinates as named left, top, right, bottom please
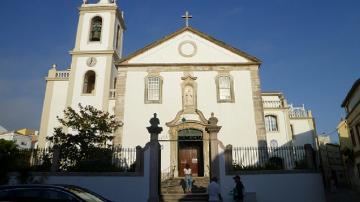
left=205, top=113, right=222, bottom=179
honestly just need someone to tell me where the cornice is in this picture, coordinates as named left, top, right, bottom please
left=116, top=62, right=260, bottom=67
left=45, top=77, right=69, bottom=81
left=115, top=64, right=259, bottom=72
left=70, top=50, right=116, bottom=55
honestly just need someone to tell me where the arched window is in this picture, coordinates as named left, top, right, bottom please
left=145, top=76, right=162, bottom=103
left=265, top=115, right=278, bottom=132
left=83, top=71, right=96, bottom=94
left=216, top=74, right=234, bottom=103
left=89, top=16, right=102, bottom=42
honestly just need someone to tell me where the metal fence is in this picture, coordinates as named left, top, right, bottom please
left=111, top=147, right=137, bottom=171
left=2, top=147, right=138, bottom=172
left=230, top=146, right=309, bottom=170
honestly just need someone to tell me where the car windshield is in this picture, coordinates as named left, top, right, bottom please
left=65, top=187, right=106, bottom=202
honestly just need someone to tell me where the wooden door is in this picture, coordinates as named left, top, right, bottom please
left=179, top=145, right=199, bottom=177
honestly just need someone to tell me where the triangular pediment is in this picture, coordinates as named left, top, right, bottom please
left=118, top=27, right=261, bottom=65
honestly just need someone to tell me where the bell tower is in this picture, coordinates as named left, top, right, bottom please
left=66, top=0, right=125, bottom=112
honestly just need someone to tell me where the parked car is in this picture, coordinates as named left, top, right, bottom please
left=0, top=184, right=112, bottom=202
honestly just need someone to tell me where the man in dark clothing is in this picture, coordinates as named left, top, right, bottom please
left=233, top=175, right=244, bottom=202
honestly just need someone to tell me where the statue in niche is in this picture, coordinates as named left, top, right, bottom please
left=184, top=85, right=194, bottom=106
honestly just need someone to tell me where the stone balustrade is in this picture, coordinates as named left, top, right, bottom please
left=262, top=100, right=282, bottom=108
left=289, top=104, right=311, bottom=118
left=55, top=71, right=70, bottom=79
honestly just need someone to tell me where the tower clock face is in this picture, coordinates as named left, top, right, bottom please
left=86, top=57, right=97, bottom=67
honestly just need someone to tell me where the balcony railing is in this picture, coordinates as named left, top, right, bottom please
left=263, top=101, right=282, bottom=108
left=289, top=104, right=309, bottom=118
left=55, top=71, right=70, bottom=79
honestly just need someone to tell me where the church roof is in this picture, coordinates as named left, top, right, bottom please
left=117, top=26, right=261, bottom=65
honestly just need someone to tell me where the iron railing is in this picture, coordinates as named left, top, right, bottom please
left=230, top=146, right=308, bottom=170
left=2, top=147, right=138, bottom=172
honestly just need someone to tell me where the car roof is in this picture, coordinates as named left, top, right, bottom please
left=0, top=184, right=83, bottom=190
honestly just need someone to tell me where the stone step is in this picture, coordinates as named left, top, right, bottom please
left=161, top=177, right=209, bottom=194
left=160, top=193, right=208, bottom=202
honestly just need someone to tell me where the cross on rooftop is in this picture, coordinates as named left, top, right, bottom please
left=182, top=11, right=192, bottom=27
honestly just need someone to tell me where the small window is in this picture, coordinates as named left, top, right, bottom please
left=145, top=76, right=162, bottom=103
left=216, top=74, right=234, bottom=103
left=83, top=71, right=96, bottom=94
left=265, top=115, right=278, bottom=132
left=89, top=16, right=102, bottom=42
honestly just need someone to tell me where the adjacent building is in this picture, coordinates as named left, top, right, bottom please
left=341, top=78, right=360, bottom=189
left=0, top=131, right=34, bottom=149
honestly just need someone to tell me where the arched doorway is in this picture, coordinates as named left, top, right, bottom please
left=178, top=129, right=204, bottom=177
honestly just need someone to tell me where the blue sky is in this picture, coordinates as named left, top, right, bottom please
left=0, top=0, right=359, bottom=141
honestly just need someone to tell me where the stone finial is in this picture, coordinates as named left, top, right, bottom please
left=208, top=112, right=218, bottom=126
left=51, top=64, right=57, bottom=69
left=82, top=0, right=88, bottom=4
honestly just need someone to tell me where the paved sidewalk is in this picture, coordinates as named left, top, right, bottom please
left=325, top=188, right=360, bottom=202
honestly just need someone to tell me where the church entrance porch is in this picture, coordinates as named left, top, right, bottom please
left=178, top=129, right=204, bottom=177
left=177, top=129, right=204, bottom=177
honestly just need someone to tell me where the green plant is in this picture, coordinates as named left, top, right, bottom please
left=47, top=104, right=122, bottom=171
left=265, top=157, right=284, bottom=170
left=0, top=139, right=18, bottom=184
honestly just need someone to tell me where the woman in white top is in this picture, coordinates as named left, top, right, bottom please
left=184, top=163, right=192, bottom=193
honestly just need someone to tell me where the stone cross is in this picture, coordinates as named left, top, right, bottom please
left=182, top=11, right=192, bottom=27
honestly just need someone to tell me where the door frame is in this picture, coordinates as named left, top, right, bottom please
left=168, top=123, right=209, bottom=177
left=178, top=135, right=204, bottom=177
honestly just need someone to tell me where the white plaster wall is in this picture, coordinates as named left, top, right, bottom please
left=220, top=173, right=325, bottom=202
left=45, top=81, right=69, bottom=143
left=122, top=70, right=258, bottom=169
left=70, top=56, right=109, bottom=110
left=79, top=12, right=112, bottom=51
left=264, top=110, right=291, bottom=147
left=122, top=70, right=258, bottom=148
left=196, top=71, right=258, bottom=147
left=122, top=71, right=182, bottom=149
left=218, top=146, right=325, bottom=202
left=108, top=100, right=115, bottom=115
left=41, top=149, right=150, bottom=202
left=129, top=31, right=250, bottom=64
left=290, top=119, right=316, bottom=147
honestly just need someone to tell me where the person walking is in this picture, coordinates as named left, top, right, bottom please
left=208, top=176, right=222, bottom=202
left=233, top=175, right=244, bottom=202
left=184, top=164, right=192, bottom=193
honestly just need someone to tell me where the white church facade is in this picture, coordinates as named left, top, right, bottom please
left=38, top=0, right=317, bottom=177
